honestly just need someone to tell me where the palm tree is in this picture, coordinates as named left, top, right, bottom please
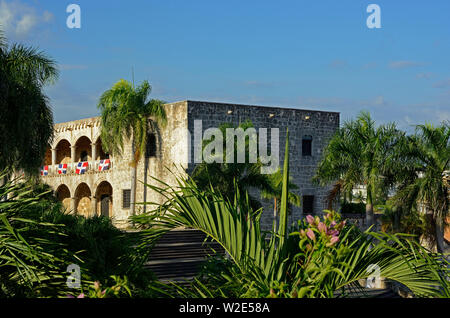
left=191, top=121, right=275, bottom=211
left=0, top=29, right=58, bottom=175
left=261, top=168, right=301, bottom=231
left=392, top=123, right=449, bottom=252
left=313, top=112, right=404, bottom=227
left=97, top=79, right=166, bottom=218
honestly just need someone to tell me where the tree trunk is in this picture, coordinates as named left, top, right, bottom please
left=273, top=197, right=278, bottom=232
left=435, top=216, right=445, bottom=253
left=143, top=156, right=149, bottom=213
left=365, top=203, right=374, bottom=228
left=130, top=140, right=137, bottom=219
left=130, top=165, right=137, bottom=217
left=365, top=187, right=375, bottom=228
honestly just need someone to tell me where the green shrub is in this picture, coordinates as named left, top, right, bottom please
left=340, top=202, right=365, bottom=215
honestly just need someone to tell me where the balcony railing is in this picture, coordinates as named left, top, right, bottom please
left=41, top=159, right=113, bottom=176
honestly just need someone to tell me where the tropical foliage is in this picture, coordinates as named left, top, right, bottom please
left=389, top=123, right=450, bottom=252
left=313, top=112, right=404, bottom=227
left=133, top=131, right=450, bottom=298
left=0, top=172, right=153, bottom=298
left=0, top=29, right=58, bottom=175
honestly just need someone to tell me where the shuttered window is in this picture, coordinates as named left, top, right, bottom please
left=122, top=189, right=131, bottom=209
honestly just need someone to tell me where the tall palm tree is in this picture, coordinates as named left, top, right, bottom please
left=0, top=29, right=58, bottom=175
left=97, top=79, right=166, bottom=218
left=392, top=123, right=449, bottom=252
left=313, top=112, right=404, bottom=227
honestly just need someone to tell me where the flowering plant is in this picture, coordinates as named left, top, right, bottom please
left=288, top=210, right=350, bottom=297
left=296, top=210, right=346, bottom=250
left=67, top=276, right=131, bottom=298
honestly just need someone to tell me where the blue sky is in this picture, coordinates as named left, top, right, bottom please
left=1, top=0, right=449, bottom=131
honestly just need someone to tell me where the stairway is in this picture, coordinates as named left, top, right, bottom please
left=145, top=229, right=225, bottom=282
left=334, top=288, right=401, bottom=298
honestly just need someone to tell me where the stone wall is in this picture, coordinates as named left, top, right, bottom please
left=185, top=100, right=340, bottom=230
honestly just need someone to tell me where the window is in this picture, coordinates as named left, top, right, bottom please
left=302, top=136, right=312, bottom=156
left=146, top=133, right=156, bottom=158
left=122, top=189, right=131, bottom=209
left=303, top=195, right=314, bottom=215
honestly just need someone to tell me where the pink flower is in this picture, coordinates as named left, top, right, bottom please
left=318, top=222, right=327, bottom=233
left=77, top=293, right=85, bottom=298
left=306, top=215, right=314, bottom=225
left=336, top=220, right=346, bottom=230
left=327, top=229, right=339, bottom=237
left=330, top=236, right=339, bottom=245
left=330, top=221, right=337, bottom=228
left=306, top=228, right=316, bottom=241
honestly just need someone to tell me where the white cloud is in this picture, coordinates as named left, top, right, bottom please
left=42, top=11, right=53, bottom=23
left=16, top=14, right=37, bottom=35
left=0, top=0, right=53, bottom=38
left=433, top=78, right=450, bottom=89
left=389, top=61, right=423, bottom=69
left=416, top=72, right=433, bottom=79
left=329, top=59, right=348, bottom=69
left=373, top=95, right=387, bottom=106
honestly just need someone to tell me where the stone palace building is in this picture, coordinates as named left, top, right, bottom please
left=40, top=100, right=339, bottom=229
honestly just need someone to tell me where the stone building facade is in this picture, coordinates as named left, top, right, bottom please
left=40, top=100, right=339, bottom=230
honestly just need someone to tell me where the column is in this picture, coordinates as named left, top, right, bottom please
left=51, top=148, right=57, bottom=166
left=70, top=145, right=76, bottom=171
left=91, top=143, right=97, bottom=170
left=92, top=196, right=98, bottom=216
left=71, top=197, right=77, bottom=215
left=70, top=145, right=76, bottom=162
left=51, top=148, right=57, bottom=174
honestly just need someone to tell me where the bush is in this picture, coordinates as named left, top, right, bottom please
left=1, top=176, right=154, bottom=297
left=340, top=202, right=365, bottom=215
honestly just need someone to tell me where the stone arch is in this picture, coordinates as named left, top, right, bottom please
left=55, top=139, right=72, bottom=164
left=94, top=136, right=109, bottom=160
left=95, top=181, right=113, bottom=217
left=74, top=136, right=92, bottom=162
left=74, top=182, right=92, bottom=217
left=56, top=184, right=71, bottom=212
left=52, top=135, right=71, bottom=150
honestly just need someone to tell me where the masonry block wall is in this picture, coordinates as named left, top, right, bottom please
left=185, top=100, right=340, bottom=230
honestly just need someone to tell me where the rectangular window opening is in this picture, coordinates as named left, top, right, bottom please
left=122, top=189, right=131, bottom=209
left=303, top=195, right=314, bottom=215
